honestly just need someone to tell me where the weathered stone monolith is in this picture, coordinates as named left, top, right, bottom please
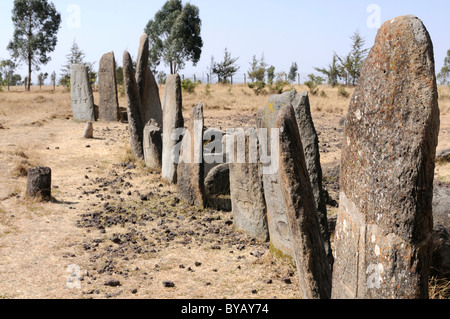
left=136, top=34, right=163, bottom=127
left=143, top=120, right=162, bottom=170
left=161, top=74, right=184, bottom=184
left=83, top=122, right=94, bottom=139
left=27, top=167, right=52, bottom=201
left=332, top=15, right=440, bottom=299
left=177, top=102, right=205, bottom=207
left=71, top=64, right=95, bottom=121
left=276, top=104, right=332, bottom=299
left=98, top=52, right=120, bottom=122
left=256, top=90, right=331, bottom=261
left=228, top=127, right=269, bottom=242
left=123, top=51, right=144, bottom=160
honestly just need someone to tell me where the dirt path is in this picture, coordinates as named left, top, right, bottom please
left=0, top=117, right=301, bottom=299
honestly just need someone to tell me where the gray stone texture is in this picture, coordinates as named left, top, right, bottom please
left=256, top=90, right=331, bottom=261
left=123, top=51, right=144, bottom=160
left=136, top=34, right=163, bottom=127
left=332, top=16, right=440, bottom=299
left=228, top=128, right=269, bottom=242
left=98, top=52, right=120, bottom=122
left=71, top=64, right=95, bottom=122
left=177, top=102, right=205, bottom=207
left=143, top=120, right=162, bottom=170
left=83, top=122, right=94, bottom=139
left=161, top=74, right=184, bottom=184
left=276, top=104, right=332, bottom=299
left=27, top=167, right=52, bottom=201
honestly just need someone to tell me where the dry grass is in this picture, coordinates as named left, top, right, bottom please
left=429, top=277, right=450, bottom=299
left=0, top=84, right=449, bottom=300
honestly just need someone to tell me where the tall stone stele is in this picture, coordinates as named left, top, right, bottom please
left=161, top=74, right=184, bottom=184
left=98, top=51, right=120, bottom=122
left=228, top=127, right=269, bottom=242
left=177, top=102, right=205, bottom=207
left=332, top=15, right=440, bottom=299
left=276, top=105, right=332, bottom=299
left=123, top=51, right=144, bottom=160
left=256, top=90, right=331, bottom=263
left=136, top=34, right=163, bottom=128
left=71, top=64, right=95, bottom=122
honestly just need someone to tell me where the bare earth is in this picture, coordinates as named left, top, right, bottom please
left=0, top=84, right=449, bottom=299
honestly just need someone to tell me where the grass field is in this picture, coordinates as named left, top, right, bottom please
left=0, top=83, right=449, bottom=299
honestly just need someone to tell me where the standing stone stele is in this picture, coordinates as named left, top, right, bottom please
left=332, top=15, right=440, bottom=299
left=143, top=120, right=162, bottom=170
left=71, top=64, right=95, bottom=122
left=27, top=167, right=52, bottom=201
left=161, top=74, right=184, bottom=184
left=256, top=90, right=331, bottom=261
left=276, top=104, right=331, bottom=299
left=136, top=34, right=163, bottom=127
left=228, top=127, right=269, bottom=242
left=123, top=51, right=144, bottom=160
left=177, top=102, right=205, bottom=207
left=98, top=52, right=120, bottom=122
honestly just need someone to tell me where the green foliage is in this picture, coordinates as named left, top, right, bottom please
left=115, top=66, right=124, bottom=86
left=248, top=54, right=267, bottom=83
left=268, top=72, right=290, bottom=94
left=437, top=49, right=450, bottom=85
left=315, top=54, right=340, bottom=87
left=0, top=59, right=18, bottom=90
left=145, top=0, right=203, bottom=74
left=157, top=71, right=167, bottom=85
left=288, top=62, right=298, bottom=83
left=8, top=0, right=61, bottom=91
left=315, top=31, right=368, bottom=87
left=304, top=74, right=324, bottom=96
left=212, top=48, right=240, bottom=84
left=337, top=86, right=350, bottom=98
left=204, top=83, right=211, bottom=97
left=267, top=65, right=275, bottom=85
left=37, top=72, right=48, bottom=89
left=59, top=40, right=97, bottom=88
left=181, top=78, right=199, bottom=93
left=248, top=81, right=266, bottom=96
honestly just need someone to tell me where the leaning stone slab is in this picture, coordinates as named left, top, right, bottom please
left=332, top=15, right=440, bottom=299
left=71, top=64, right=95, bottom=121
left=228, top=127, right=269, bottom=242
left=177, top=102, right=205, bottom=207
left=98, top=52, right=120, bottom=122
left=256, top=90, right=331, bottom=261
left=136, top=34, right=163, bottom=127
left=143, top=120, right=162, bottom=170
left=276, top=104, right=332, bottom=299
left=161, top=74, right=184, bottom=184
left=123, top=51, right=144, bottom=160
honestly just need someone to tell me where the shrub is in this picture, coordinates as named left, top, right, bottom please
left=337, top=86, right=350, bottom=98
left=181, top=78, right=199, bottom=93
left=248, top=81, right=266, bottom=96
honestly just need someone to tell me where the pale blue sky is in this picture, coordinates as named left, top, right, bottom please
left=0, top=0, right=449, bottom=84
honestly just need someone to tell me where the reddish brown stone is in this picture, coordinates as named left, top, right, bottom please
left=332, top=15, right=440, bottom=299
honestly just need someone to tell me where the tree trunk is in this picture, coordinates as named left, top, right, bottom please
left=28, top=57, right=32, bottom=91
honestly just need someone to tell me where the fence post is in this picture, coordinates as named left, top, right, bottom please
left=244, top=74, right=246, bottom=85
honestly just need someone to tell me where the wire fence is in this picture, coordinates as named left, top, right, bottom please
left=175, top=73, right=303, bottom=85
